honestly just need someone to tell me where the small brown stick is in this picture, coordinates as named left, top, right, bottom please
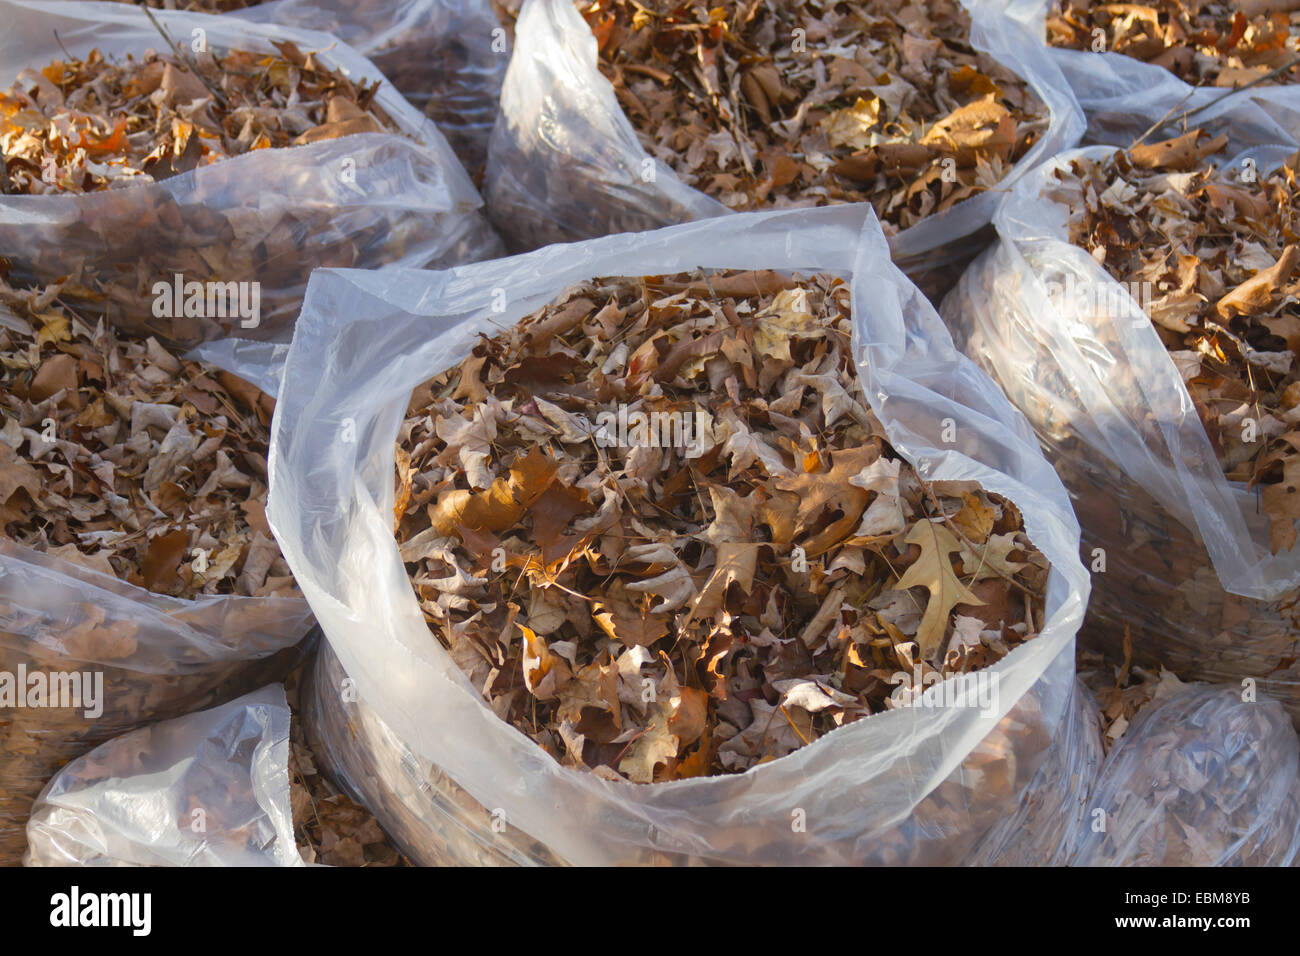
left=53, top=29, right=75, bottom=63
left=1133, top=54, right=1300, bottom=146
left=138, top=1, right=228, bottom=109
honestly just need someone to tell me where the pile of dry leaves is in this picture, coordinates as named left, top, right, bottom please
left=1051, top=135, right=1300, bottom=552
left=0, top=40, right=395, bottom=195
left=394, top=269, right=1049, bottom=783
left=0, top=274, right=293, bottom=599
left=584, top=0, right=1047, bottom=233
left=1077, top=636, right=1185, bottom=752
left=1047, top=0, right=1300, bottom=87
left=289, top=739, right=405, bottom=866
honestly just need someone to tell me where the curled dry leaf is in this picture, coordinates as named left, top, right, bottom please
left=0, top=275, right=296, bottom=600
left=1052, top=139, right=1300, bottom=552
left=584, top=0, right=1048, bottom=234
left=394, top=268, right=1049, bottom=782
left=1047, top=0, right=1300, bottom=87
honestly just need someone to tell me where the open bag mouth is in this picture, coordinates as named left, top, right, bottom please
left=0, top=0, right=449, bottom=168
left=391, top=265, right=1055, bottom=783
left=0, top=39, right=403, bottom=196
left=0, top=0, right=500, bottom=349
left=483, top=0, right=1084, bottom=273
left=267, top=204, right=1089, bottom=863
left=579, top=0, right=1050, bottom=230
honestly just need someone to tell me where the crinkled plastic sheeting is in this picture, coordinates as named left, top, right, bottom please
left=999, top=0, right=1300, bottom=162
left=966, top=678, right=1103, bottom=866
left=0, top=0, right=502, bottom=349
left=943, top=145, right=1300, bottom=720
left=24, top=684, right=303, bottom=866
left=306, top=646, right=1101, bottom=866
left=236, top=0, right=507, bottom=172
left=0, top=540, right=314, bottom=864
left=305, top=643, right=564, bottom=865
left=1071, top=684, right=1300, bottom=867
left=482, top=0, right=1083, bottom=293
left=268, top=203, right=1090, bottom=865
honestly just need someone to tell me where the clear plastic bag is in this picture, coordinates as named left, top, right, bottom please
left=943, top=145, right=1300, bottom=719
left=482, top=0, right=1083, bottom=286
left=966, top=678, right=1103, bottom=866
left=1070, top=683, right=1300, bottom=867
left=23, top=684, right=304, bottom=866
left=1000, top=0, right=1300, bottom=159
left=267, top=202, right=1091, bottom=865
left=235, top=0, right=508, bottom=173
left=0, top=539, right=313, bottom=864
left=185, top=337, right=291, bottom=397
left=0, top=0, right=502, bottom=349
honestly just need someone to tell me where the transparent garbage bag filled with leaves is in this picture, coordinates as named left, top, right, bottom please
left=24, top=683, right=304, bottom=866
left=267, top=203, right=1090, bottom=865
left=0, top=0, right=501, bottom=350
left=1070, top=683, right=1300, bottom=866
left=482, top=0, right=1083, bottom=293
left=0, top=540, right=312, bottom=864
left=996, top=0, right=1300, bottom=161
left=234, top=0, right=508, bottom=173
left=943, top=144, right=1300, bottom=719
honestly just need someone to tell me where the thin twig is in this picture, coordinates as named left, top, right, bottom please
left=922, top=482, right=1038, bottom=600
left=137, top=1, right=228, bottom=109
left=1179, top=55, right=1300, bottom=122
left=694, top=266, right=719, bottom=299
left=1130, top=89, right=1197, bottom=149
left=52, top=29, right=75, bottom=63
left=1132, top=54, right=1300, bottom=147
